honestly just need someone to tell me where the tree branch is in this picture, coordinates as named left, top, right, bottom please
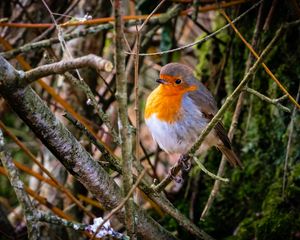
left=35, top=210, right=86, bottom=231
left=114, top=0, right=135, bottom=238
left=0, top=130, right=39, bottom=240
left=20, top=54, right=112, bottom=85
left=244, top=87, right=290, bottom=113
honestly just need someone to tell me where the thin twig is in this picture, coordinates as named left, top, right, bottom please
left=139, top=0, right=167, bottom=32
left=35, top=210, right=86, bottom=231
left=91, top=169, right=147, bottom=240
left=244, top=87, right=291, bottom=113
left=41, top=0, right=83, bottom=81
left=32, top=0, right=80, bottom=42
left=126, top=0, right=262, bottom=56
left=133, top=0, right=166, bottom=174
left=193, top=157, right=229, bottom=182
left=63, top=72, right=120, bottom=143
left=134, top=29, right=141, bottom=168
left=63, top=112, right=122, bottom=173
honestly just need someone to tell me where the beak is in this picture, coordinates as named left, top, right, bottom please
left=156, top=78, right=168, bottom=84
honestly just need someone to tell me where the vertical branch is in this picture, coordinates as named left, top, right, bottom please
left=134, top=28, right=141, bottom=167
left=282, top=83, right=300, bottom=197
left=0, top=130, right=39, bottom=240
left=114, top=0, right=135, bottom=238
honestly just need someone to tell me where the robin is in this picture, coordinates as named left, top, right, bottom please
left=144, top=63, right=242, bottom=169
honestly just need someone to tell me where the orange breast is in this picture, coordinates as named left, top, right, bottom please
left=144, top=86, right=183, bottom=123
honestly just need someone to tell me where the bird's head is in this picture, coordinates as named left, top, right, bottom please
left=157, top=63, right=198, bottom=95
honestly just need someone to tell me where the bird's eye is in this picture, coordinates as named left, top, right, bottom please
left=175, top=79, right=181, bottom=84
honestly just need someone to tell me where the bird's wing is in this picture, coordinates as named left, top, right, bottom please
left=187, top=80, right=232, bottom=149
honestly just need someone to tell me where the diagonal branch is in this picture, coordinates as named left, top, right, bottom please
left=20, top=54, right=113, bottom=85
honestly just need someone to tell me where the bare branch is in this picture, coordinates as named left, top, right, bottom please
left=244, top=87, right=291, bottom=113
left=0, top=130, right=40, bottom=240
left=21, top=54, right=112, bottom=85
left=35, top=211, right=86, bottom=231
left=201, top=4, right=265, bottom=218
left=114, top=0, right=135, bottom=238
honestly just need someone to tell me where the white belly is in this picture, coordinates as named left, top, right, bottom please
left=145, top=98, right=218, bottom=154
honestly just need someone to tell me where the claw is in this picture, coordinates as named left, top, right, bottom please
left=173, top=176, right=183, bottom=183
left=179, top=154, right=191, bottom=172
left=168, top=168, right=183, bottom=183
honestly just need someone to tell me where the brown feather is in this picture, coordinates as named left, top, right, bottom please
left=187, top=76, right=242, bottom=168
left=218, top=145, right=243, bottom=169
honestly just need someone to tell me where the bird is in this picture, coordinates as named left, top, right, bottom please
left=144, top=62, right=242, bottom=168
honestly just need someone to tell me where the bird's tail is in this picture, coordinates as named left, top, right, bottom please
left=218, top=146, right=243, bottom=169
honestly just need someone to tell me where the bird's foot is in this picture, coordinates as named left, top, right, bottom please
left=178, top=154, right=191, bottom=172
left=169, top=167, right=183, bottom=183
